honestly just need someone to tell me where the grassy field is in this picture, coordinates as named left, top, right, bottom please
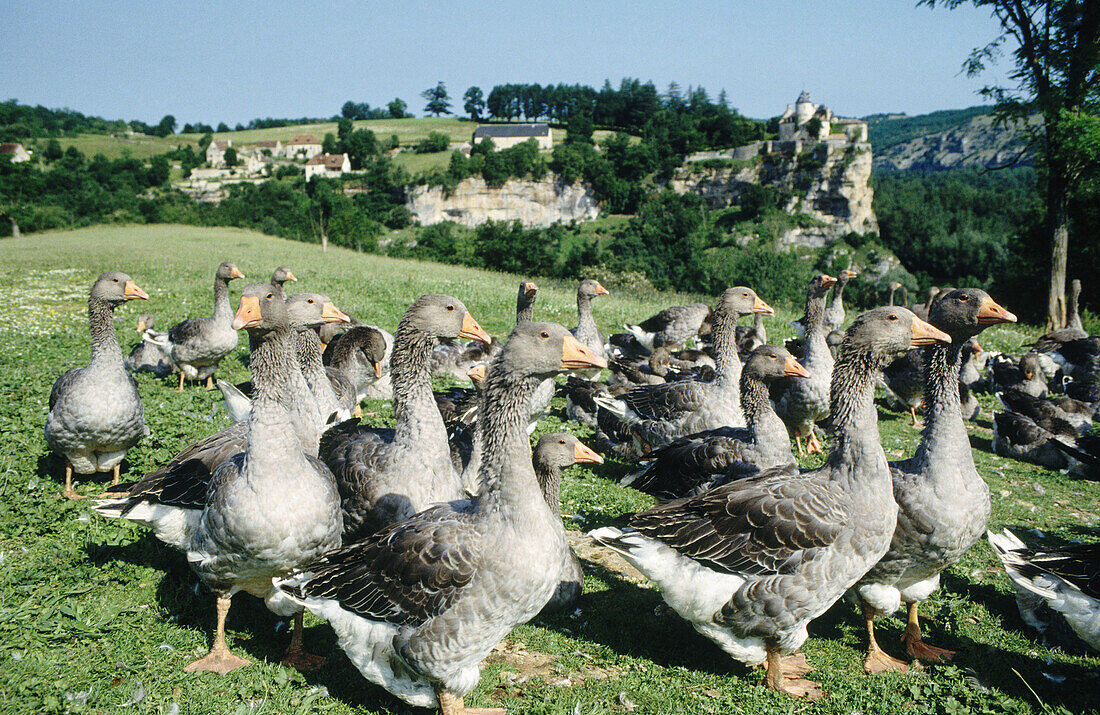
left=51, top=133, right=199, bottom=160
left=0, top=224, right=1096, bottom=714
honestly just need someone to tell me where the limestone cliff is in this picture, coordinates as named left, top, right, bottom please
left=873, top=113, right=1037, bottom=172
left=406, top=174, right=599, bottom=228
left=671, top=140, right=878, bottom=239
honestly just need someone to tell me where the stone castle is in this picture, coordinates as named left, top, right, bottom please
left=778, top=91, right=867, bottom=143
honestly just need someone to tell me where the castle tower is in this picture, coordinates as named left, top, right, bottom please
left=795, top=91, right=815, bottom=126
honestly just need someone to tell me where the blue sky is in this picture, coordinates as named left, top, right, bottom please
left=1, top=1, right=1012, bottom=125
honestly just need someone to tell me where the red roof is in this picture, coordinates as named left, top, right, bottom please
left=0, top=143, right=24, bottom=154
left=306, top=153, right=347, bottom=168
left=288, top=134, right=320, bottom=145
left=255, top=140, right=280, bottom=148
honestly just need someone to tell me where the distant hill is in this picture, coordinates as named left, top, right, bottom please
left=863, top=106, right=994, bottom=153
left=872, top=111, right=1037, bottom=172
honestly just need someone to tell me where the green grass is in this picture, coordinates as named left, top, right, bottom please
left=51, top=133, right=199, bottom=160
left=1, top=224, right=1096, bottom=714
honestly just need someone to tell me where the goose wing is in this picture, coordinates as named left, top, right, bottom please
left=629, top=465, right=847, bottom=575
left=621, top=380, right=705, bottom=422
left=167, top=317, right=209, bottom=345
left=285, top=503, right=481, bottom=627
left=625, top=427, right=756, bottom=500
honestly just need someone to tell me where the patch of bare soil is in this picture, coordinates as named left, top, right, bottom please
left=486, top=639, right=622, bottom=692
left=566, top=530, right=650, bottom=586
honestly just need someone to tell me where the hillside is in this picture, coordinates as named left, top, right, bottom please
left=868, top=108, right=1037, bottom=172
left=863, top=106, right=993, bottom=152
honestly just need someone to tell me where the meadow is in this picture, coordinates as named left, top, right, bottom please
left=0, top=224, right=1096, bottom=714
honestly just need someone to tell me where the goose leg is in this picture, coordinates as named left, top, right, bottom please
left=902, top=601, right=954, bottom=663
left=861, top=601, right=909, bottom=673
left=806, top=430, right=824, bottom=454
left=281, top=612, right=325, bottom=671
left=185, top=595, right=250, bottom=674
left=764, top=644, right=822, bottom=699
left=63, top=460, right=84, bottom=500
left=353, top=404, right=362, bottom=419
left=436, top=686, right=505, bottom=715
left=178, top=371, right=186, bottom=392
left=206, top=376, right=215, bottom=390
left=910, top=406, right=919, bottom=428
left=110, top=463, right=121, bottom=487
left=795, top=434, right=805, bottom=457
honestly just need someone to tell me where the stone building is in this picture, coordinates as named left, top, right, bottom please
left=305, top=153, right=350, bottom=180
left=253, top=139, right=283, bottom=156
left=472, top=124, right=552, bottom=151
left=778, top=91, right=867, bottom=143
left=0, top=143, right=30, bottom=162
left=205, top=140, right=231, bottom=167
left=285, top=134, right=323, bottom=160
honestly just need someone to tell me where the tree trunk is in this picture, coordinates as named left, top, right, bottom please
left=10, top=216, right=19, bottom=239
left=1045, top=173, right=1069, bottom=331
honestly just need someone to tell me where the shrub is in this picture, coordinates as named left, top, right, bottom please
left=414, top=131, right=451, bottom=154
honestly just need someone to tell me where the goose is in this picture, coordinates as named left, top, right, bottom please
left=321, top=295, right=491, bottom=542
left=1051, top=433, right=1100, bottom=479
left=323, top=325, right=389, bottom=402
left=608, top=349, right=674, bottom=387
left=959, top=338, right=986, bottom=392
left=997, top=388, right=1093, bottom=435
left=274, top=322, right=607, bottom=713
left=882, top=348, right=926, bottom=427
left=571, top=278, right=610, bottom=371
left=608, top=331, right=651, bottom=361
left=625, top=302, right=713, bottom=352
left=991, top=411, right=1072, bottom=470
left=823, top=268, right=858, bottom=333
left=621, top=345, right=808, bottom=501
left=183, top=285, right=343, bottom=674
left=125, top=314, right=173, bottom=376
left=563, top=374, right=626, bottom=429
left=774, top=275, right=837, bottom=454
left=1037, top=337, right=1100, bottom=385
left=534, top=432, right=603, bottom=614
left=989, top=352, right=1049, bottom=398
left=597, top=288, right=773, bottom=453
left=854, top=289, right=1017, bottom=673
left=45, top=271, right=149, bottom=499
left=590, top=307, right=950, bottom=699
left=888, top=281, right=908, bottom=307
left=155, top=262, right=245, bottom=391
left=270, top=266, right=297, bottom=295
left=94, top=287, right=352, bottom=547
left=735, top=313, right=768, bottom=360
left=988, top=529, right=1100, bottom=652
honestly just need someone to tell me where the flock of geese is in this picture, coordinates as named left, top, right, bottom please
left=41, top=263, right=1099, bottom=711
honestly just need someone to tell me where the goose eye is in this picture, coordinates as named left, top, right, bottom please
left=539, top=331, right=550, bottom=339
left=266, top=293, right=274, bottom=300
left=112, top=278, right=119, bottom=283
left=307, top=299, right=314, bottom=304
left=958, top=294, right=969, bottom=301
left=446, top=305, right=455, bottom=312
left=559, top=439, right=566, bottom=445
left=888, top=314, right=899, bottom=322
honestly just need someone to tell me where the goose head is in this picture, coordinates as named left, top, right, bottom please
left=498, top=322, right=607, bottom=381
left=271, top=266, right=297, bottom=286
left=744, top=344, right=810, bottom=382
left=578, top=279, right=610, bottom=299
left=516, top=280, right=538, bottom=319
left=929, top=288, right=1016, bottom=341
left=841, top=307, right=951, bottom=368
left=407, top=294, right=491, bottom=344
left=810, top=273, right=838, bottom=298
left=717, top=287, right=774, bottom=319
left=535, top=432, right=604, bottom=472
left=357, top=327, right=389, bottom=378
left=286, top=292, right=351, bottom=331
left=837, top=268, right=858, bottom=285
left=136, top=314, right=154, bottom=332
left=649, top=348, right=673, bottom=376
left=216, top=262, right=246, bottom=282
left=92, top=271, right=148, bottom=306
left=232, top=283, right=288, bottom=333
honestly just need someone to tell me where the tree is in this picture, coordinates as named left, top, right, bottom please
left=387, top=98, right=408, bottom=119
left=217, top=122, right=230, bottom=133
left=223, top=146, right=238, bottom=167
left=44, top=139, right=63, bottom=161
left=341, top=101, right=359, bottom=119
left=463, top=86, right=485, bottom=121
left=923, top=0, right=1100, bottom=329
left=198, top=133, right=213, bottom=151
left=337, top=117, right=354, bottom=141
left=421, top=82, right=453, bottom=116
left=322, top=132, right=338, bottom=155
left=154, top=114, right=177, bottom=137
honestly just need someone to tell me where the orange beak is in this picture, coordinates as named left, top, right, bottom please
left=284, top=270, right=297, bottom=282
left=467, top=363, right=487, bottom=383
left=821, top=274, right=838, bottom=289
left=784, top=355, right=811, bottom=379
left=752, top=296, right=775, bottom=316
left=844, top=269, right=859, bottom=279
left=321, top=301, right=352, bottom=324
left=573, top=439, right=604, bottom=464
left=594, top=282, right=610, bottom=296
left=523, top=281, right=538, bottom=297
left=232, top=295, right=262, bottom=330
left=911, top=316, right=951, bottom=346
left=977, top=296, right=1017, bottom=325
left=230, top=266, right=246, bottom=280
left=123, top=281, right=149, bottom=301
left=972, top=340, right=983, bottom=355
left=562, top=334, right=608, bottom=370
left=373, top=361, right=383, bottom=378
left=460, top=312, right=492, bottom=344
left=136, top=318, right=147, bottom=332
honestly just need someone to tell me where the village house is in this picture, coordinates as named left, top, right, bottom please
left=206, top=139, right=231, bottom=167
left=253, top=139, right=283, bottom=156
left=0, top=142, right=31, bottom=163
left=472, top=123, right=553, bottom=151
left=304, top=152, right=350, bottom=180
left=284, top=134, right=323, bottom=160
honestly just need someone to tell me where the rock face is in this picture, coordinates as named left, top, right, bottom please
left=874, top=113, right=1038, bottom=171
left=406, top=174, right=600, bottom=228
left=671, top=140, right=878, bottom=240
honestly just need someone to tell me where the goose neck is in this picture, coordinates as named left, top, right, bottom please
left=827, top=348, right=883, bottom=470
left=741, top=373, right=789, bottom=461
left=576, top=294, right=596, bottom=332
left=212, top=276, right=232, bottom=321
left=390, top=319, right=445, bottom=441
left=477, top=369, right=546, bottom=512
left=88, top=297, right=123, bottom=367
left=247, top=326, right=304, bottom=467
left=535, top=463, right=562, bottom=515
left=710, top=308, right=742, bottom=386
left=913, top=342, right=970, bottom=468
